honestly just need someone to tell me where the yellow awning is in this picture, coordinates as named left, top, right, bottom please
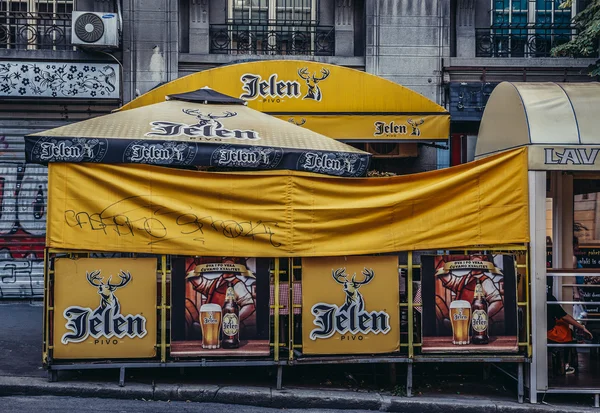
left=476, top=82, right=600, bottom=170
left=46, top=147, right=529, bottom=256
left=118, top=60, right=450, bottom=142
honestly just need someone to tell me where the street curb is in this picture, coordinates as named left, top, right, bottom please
left=0, top=376, right=152, bottom=400
left=0, top=376, right=597, bottom=412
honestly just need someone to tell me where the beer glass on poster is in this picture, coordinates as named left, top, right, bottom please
left=169, top=257, right=270, bottom=342
left=420, top=254, right=518, bottom=341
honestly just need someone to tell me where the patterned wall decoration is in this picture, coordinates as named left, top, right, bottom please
left=0, top=61, right=120, bottom=99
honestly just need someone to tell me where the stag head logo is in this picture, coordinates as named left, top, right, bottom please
left=297, top=68, right=330, bottom=102
left=332, top=267, right=375, bottom=313
left=288, top=117, right=306, bottom=126
left=407, top=118, right=425, bottom=136
left=87, top=270, right=131, bottom=315
left=181, top=109, right=237, bottom=129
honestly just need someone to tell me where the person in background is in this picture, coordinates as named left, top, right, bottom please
left=547, top=290, right=593, bottom=374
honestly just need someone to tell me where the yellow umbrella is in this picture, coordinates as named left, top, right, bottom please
left=25, top=87, right=370, bottom=177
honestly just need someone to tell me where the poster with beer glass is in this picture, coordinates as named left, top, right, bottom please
left=420, top=254, right=518, bottom=353
left=170, top=257, right=270, bottom=357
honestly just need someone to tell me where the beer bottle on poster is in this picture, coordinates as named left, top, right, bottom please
left=471, top=279, right=489, bottom=345
left=222, top=281, right=240, bottom=349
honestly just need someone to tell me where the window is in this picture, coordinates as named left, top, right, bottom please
left=477, top=0, right=576, bottom=57
left=1, top=0, right=74, bottom=50
left=210, top=0, right=334, bottom=56
left=230, top=0, right=315, bottom=25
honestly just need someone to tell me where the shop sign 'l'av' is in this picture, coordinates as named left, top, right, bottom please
left=302, top=256, right=399, bottom=355
left=53, top=258, right=157, bottom=359
left=529, top=145, right=600, bottom=171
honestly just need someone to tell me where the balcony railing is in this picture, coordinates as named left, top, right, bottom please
left=0, top=11, right=72, bottom=50
left=475, top=25, right=578, bottom=58
left=209, top=23, right=334, bottom=56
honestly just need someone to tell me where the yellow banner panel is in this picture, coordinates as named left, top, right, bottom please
left=53, top=258, right=157, bottom=359
left=119, top=60, right=448, bottom=115
left=278, top=114, right=450, bottom=141
left=47, top=147, right=528, bottom=257
left=301, top=256, right=400, bottom=355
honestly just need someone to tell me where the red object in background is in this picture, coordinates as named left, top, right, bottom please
left=450, top=134, right=466, bottom=166
left=0, top=227, right=44, bottom=259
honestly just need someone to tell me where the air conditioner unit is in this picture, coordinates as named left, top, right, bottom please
left=71, top=11, right=119, bottom=48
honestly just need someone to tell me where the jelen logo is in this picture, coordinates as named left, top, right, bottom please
left=211, top=145, right=283, bottom=169
left=240, top=73, right=301, bottom=101
left=374, top=121, right=407, bottom=137
left=299, top=152, right=370, bottom=177
left=61, top=270, right=147, bottom=344
left=310, top=268, right=391, bottom=340
left=239, top=67, right=331, bottom=102
left=146, top=109, right=259, bottom=140
left=124, top=141, right=197, bottom=165
left=33, top=138, right=107, bottom=163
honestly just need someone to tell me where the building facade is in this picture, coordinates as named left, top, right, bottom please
left=0, top=0, right=596, bottom=298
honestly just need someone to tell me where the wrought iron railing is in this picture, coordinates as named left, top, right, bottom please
left=475, top=25, right=578, bottom=58
left=209, top=23, right=334, bottom=56
left=0, top=11, right=72, bottom=50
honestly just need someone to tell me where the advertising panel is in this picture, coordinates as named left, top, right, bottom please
left=421, top=255, right=518, bottom=353
left=277, top=114, right=450, bottom=141
left=53, top=258, right=157, bottom=359
left=302, top=256, right=399, bottom=355
left=170, top=257, right=270, bottom=356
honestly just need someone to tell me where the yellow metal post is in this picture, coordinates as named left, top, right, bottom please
left=274, top=258, right=280, bottom=361
left=289, top=257, right=294, bottom=361
left=408, top=252, right=414, bottom=358
left=42, top=248, right=50, bottom=364
left=161, top=255, right=167, bottom=362
left=525, top=249, right=532, bottom=357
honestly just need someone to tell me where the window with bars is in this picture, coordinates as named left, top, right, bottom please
left=210, top=0, right=334, bottom=56
left=230, top=0, right=315, bottom=25
left=476, top=0, right=577, bottom=57
left=1, top=0, right=74, bottom=50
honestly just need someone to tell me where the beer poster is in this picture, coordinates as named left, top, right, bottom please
left=301, top=256, right=400, bottom=355
left=53, top=258, right=158, bottom=359
left=421, top=255, right=518, bottom=353
left=170, top=257, right=270, bottom=356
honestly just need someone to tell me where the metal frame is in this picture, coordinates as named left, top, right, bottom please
left=545, top=270, right=600, bottom=403
left=44, top=247, right=530, bottom=401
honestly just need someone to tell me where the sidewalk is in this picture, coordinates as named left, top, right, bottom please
left=2, top=374, right=599, bottom=412
left=0, top=301, right=597, bottom=412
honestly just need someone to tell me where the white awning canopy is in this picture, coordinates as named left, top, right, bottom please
left=475, top=82, right=600, bottom=170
